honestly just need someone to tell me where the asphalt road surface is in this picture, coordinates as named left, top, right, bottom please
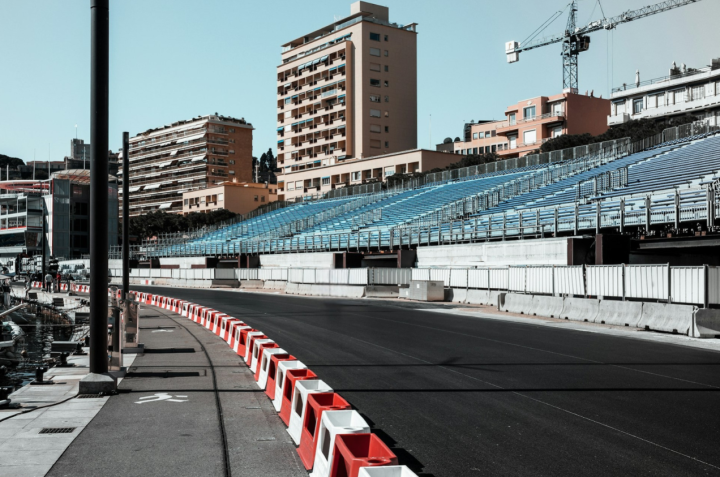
left=135, top=286, right=720, bottom=477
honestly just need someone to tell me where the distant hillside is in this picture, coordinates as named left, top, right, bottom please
left=0, top=154, right=24, bottom=168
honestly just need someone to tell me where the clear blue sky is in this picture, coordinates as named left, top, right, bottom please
left=1, top=0, right=718, bottom=162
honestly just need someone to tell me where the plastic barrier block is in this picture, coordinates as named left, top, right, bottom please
left=329, top=433, right=397, bottom=477
left=254, top=342, right=281, bottom=382
left=235, top=327, right=257, bottom=356
left=221, top=318, right=241, bottom=341
left=279, top=369, right=317, bottom=426
left=288, top=379, right=333, bottom=445
left=244, top=333, right=268, bottom=364
left=273, top=360, right=305, bottom=411
left=266, top=354, right=297, bottom=401
left=231, top=325, right=251, bottom=351
left=250, top=339, right=276, bottom=374
left=358, top=466, right=419, bottom=477
left=257, top=349, right=288, bottom=390
left=298, top=393, right=351, bottom=470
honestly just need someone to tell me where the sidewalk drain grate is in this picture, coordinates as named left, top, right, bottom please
left=77, top=394, right=103, bottom=399
left=39, top=427, right=76, bottom=434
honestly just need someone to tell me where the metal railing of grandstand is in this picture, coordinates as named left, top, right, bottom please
left=116, top=121, right=719, bottom=260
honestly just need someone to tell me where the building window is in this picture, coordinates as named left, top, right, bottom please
left=472, top=132, right=478, bottom=139
left=472, top=147, right=478, bottom=154
left=183, top=199, right=188, bottom=205
left=551, top=126, right=563, bottom=138
left=384, top=126, right=389, bottom=133
left=509, top=135, right=517, bottom=149
left=384, top=111, right=389, bottom=117
left=509, top=112, right=516, bottom=125
left=370, top=109, right=381, bottom=118
left=218, top=193, right=224, bottom=201
left=491, top=145, right=497, bottom=153
left=370, top=78, right=381, bottom=87
left=370, top=139, right=381, bottom=149
left=370, top=94, right=381, bottom=103
left=370, top=62, right=381, bottom=72
left=384, top=95, right=389, bottom=102
left=384, top=141, right=389, bottom=148
left=633, top=98, right=643, bottom=114
left=384, top=35, right=388, bottom=41
left=384, top=50, right=389, bottom=57
left=261, top=196, right=266, bottom=202
left=370, top=32, right=380, bottom=41
left=384, top=80, right=389, bottom=87
left=370, top=47, right=381, bottom=57
left=322, top=176, right=330, bottom=185
left=229, top=160, right=235, bottom=164
left=288, top=182, right=295, bottom=191
left=523, top=106, right=536, bottom=120
left=254, top=195, right=259, bottom=201
left=523, top=129, right=537, bottom=145
left=351, top=171, right=361, bottom=181
left=370, top=124, right=381, bottom=133
left=384, top=65, right=389, bottom=72
left=229, top=170, right=235, bottom=175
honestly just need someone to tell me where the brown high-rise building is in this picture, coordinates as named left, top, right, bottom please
left=276, top=1, right=418, bottom=200
left=120, top=114, right=253, bottom=217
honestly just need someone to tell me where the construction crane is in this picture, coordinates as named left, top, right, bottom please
left=506, top=0, right=703, bottom=92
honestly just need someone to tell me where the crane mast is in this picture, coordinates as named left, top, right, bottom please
left=506, top=0, right=703, bottom=92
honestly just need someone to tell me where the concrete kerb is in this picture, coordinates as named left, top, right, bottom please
left=596, top=300, right=643, bottom=327
left=560, top=297, right=600, bottom=323
left=639, top=302, right=696, bottom=335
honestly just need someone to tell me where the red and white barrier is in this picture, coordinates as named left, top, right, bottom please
left=297, top=393, right=351, bottom=470
left=265, top=353, right=296, bottom=401
left=272, top=360, right=306, bottom=412
left=244, top=332, right=267, bottom=364
left=288, top=379, right=333, bottom=445
left=279, top=368, right=317, bottom=426
left=310, top=410, right=371, bottom=477
left=257, top=348, right=288, bottom=390
left=249, top=339, right=275, bottom=373
left=231, top=325, right=252, bottom=353
left=358, top=466, right=419, bottom=477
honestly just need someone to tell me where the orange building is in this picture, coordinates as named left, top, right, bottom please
left=182, top=182, right=278, bottom=216
left=438, top=92, right=610, bottom=158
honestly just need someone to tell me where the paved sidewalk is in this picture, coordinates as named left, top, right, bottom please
left=47, top=305, right=306, bottom=477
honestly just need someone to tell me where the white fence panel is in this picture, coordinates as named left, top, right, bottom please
left=525, top=267, right=553, bottom=295
left=288, top=269, right=304, bottom=283
left=303, top=268, right=317, bottom=284
left=257, top=269, right=272, bottom=280
left=449, top=269, right=468, bottom=288
left=586, top=265, right=623, bottom=297
left=349, top=268, right=369, bottom=285
left=468, top=269, right=489, bottom=289
left=555, top=266, right=585, bottom=296
left=671, top=267, right=704, bottom=304
left=202, top=269, right=213, bottom=280
left=130, top=269, right=140, bottom=277
left=330, top=269, right=349, bottom=284
left=138, top=269, right=150, bottom=278
left=508, top=267, right=526, bottom=292
left=489, top=268, right=509, bottom=290
left=315, top=268, right=331, bottom=284
left=411, top=269, right=430, bottom=281
left=625, top=265, right=669, bottom=300
left=709, top=267, right=720, bottom=305
left=159, top=269, right=172, bottom=278
left=215, top=269, right=236, bottom=280
left=371, top=268, right=410, bottom=285
left=429, top=269, right=451, bottom=287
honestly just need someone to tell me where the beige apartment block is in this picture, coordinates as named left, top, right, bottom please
left=284, top=149, right=457, bottom=196
left=120, top=114, right=253, bottom=217
left=182, top=182, right=277, bottom=216
left=277, top=1, right=418, bottom=201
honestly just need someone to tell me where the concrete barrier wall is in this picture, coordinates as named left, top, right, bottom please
left=260, top=252, right=335, bottom=269
left=531, top=295, right=564, bottom=318
left=499, top=293, right=535, bottom=314
left=560, top=297, right=599, bottom=322
left=596, top=300, right=642, bottom=327
left=284, top=283, right=365, bottom=298
left=639, top=302, right=695, bottom=334
left=415, top=238, right=571, bottom=268
left=693, top=309, right=720, bottom=338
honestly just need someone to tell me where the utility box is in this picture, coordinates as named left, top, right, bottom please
left=408, top=280, right=445, bottom=302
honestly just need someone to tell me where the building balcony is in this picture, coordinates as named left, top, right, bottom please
left=496, top=111, right=565, bottom=136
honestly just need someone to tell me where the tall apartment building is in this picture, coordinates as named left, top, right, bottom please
left=438, top=92, right=610, bottom=158
left=277, top=1, right=418, bottom=200
left=70, top=138, right=91, bottom=162
left=120, top=114, right=253, bottom=218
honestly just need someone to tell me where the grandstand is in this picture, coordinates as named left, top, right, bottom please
left=127, top=124, right=720, bottom=258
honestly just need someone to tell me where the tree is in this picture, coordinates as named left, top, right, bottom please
left=0, top=154, right=24, bottom=169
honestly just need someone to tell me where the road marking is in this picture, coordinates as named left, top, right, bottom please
left=135, top=393, right=188, bottom=404
left=151, top=329, right=174, bottom=333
